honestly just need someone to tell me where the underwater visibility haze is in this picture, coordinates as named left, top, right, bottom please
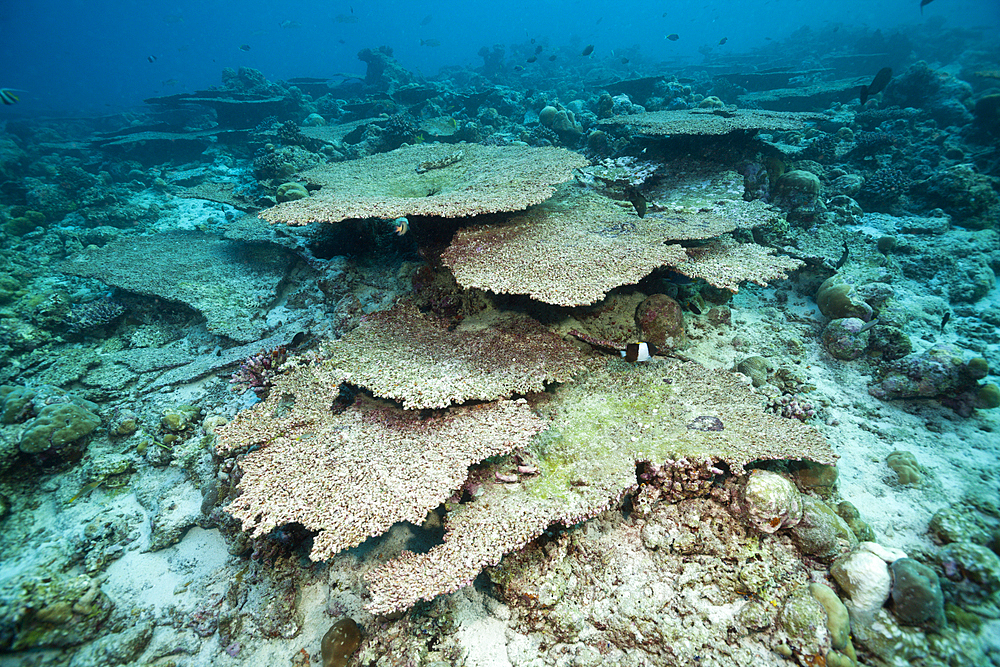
left=1, top=0, right=1000, bottom=666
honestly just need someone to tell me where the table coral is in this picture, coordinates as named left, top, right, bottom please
left=443, top=174, right=801, bottom=306
left=216, top=364, right=545, bottom=560
left=259, top=142, right=588, bottom=224
left=320, top=303, right=585, bottom=410
left=599, top=108, right=822, bottom=136
left=441, top=186, right=689, bottom=306
left=364, top=357, right=834, bottom=614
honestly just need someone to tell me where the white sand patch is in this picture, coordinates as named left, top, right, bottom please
left=103, top=526, right=231, bottom=614
left=453, top=587, right=513, bottom=667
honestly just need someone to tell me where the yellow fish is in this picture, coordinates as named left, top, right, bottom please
left=392, top=216, right=409, bottom=235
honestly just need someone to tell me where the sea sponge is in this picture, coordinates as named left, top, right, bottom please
left=964, top=356, right=989, bottom=380
left=976, top=383, right=1000, bottom=409
left=890, top=558, right=946, bottom=629
left=790, top=495, right=857, bottom=559
left=734, top=356, right=772, bottom=387
left=276, top=182, right=309, bottom=203
left=635, top=294, right=686, bottom=351
left=321, top=618, right=361, bottom=667
left=739, top=469, right=803, bottom=534
left=821, top=317, right=870, bottom=361
left=831, top=549, right=892, bottom=623
left=773, top=169, right=821, bottom=198
left=937, top=542, right=1000, bottom=606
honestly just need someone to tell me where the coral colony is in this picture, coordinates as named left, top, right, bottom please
left=1, top=12, right=999, bottom=667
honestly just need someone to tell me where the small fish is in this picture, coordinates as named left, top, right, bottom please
left=920, top=0, right=934, bottom=13
left=1, top=89, right=20, bottom=105
left=420, top=39, right=441, bottom=47
left=161, top=79, right=179, bottom=87
left=530, top=37, right=536, bottom=44
left=392, top=216, right=409, bottom=235
left=628, top=190, right=647, bottom=218
left=835, top=240, right=850, bottom=269
left=620, top=57, right=629, bottom=64
left=662, top=12, right=668, bottom=17
left=581, top=44, right=594, bottom=56
left=420, top=14, right=433, bottom=26
left=548, top=55, right=557, bottom=61
left=514, top=65, right=524, bottom=71
left=147, top=54, right=158, bottom=63
left=666, top=33, right=680, bottom=41
left=281, top=19, right=303, bottom=28
left=622, top=342, right=654, bottom=363
left=859, top=67, right=892, bottom=104
left=69, top=477, right=106, bottom=503
left=535, top=45, right=543, bottom=54
left=940, top=311, right=950, bottom=330
left=858, top=318, right=880, bottom=333
left=526, top=56, right=537, bottom=63
left=718, top=37, right=728, bottom=45
left=239, top=44, right=251, bottom=51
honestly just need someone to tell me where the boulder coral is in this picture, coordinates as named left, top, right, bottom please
left=821, top=317, right=870, bottom=361
left=634, top=294, right=686, bottom=351
left=816, top=275, right=874, bottom=321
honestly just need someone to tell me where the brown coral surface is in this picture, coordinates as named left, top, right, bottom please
left=259, top=142, right=588, bottom=224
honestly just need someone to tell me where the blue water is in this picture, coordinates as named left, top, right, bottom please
left=2, top=0, right=998, bottom=115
